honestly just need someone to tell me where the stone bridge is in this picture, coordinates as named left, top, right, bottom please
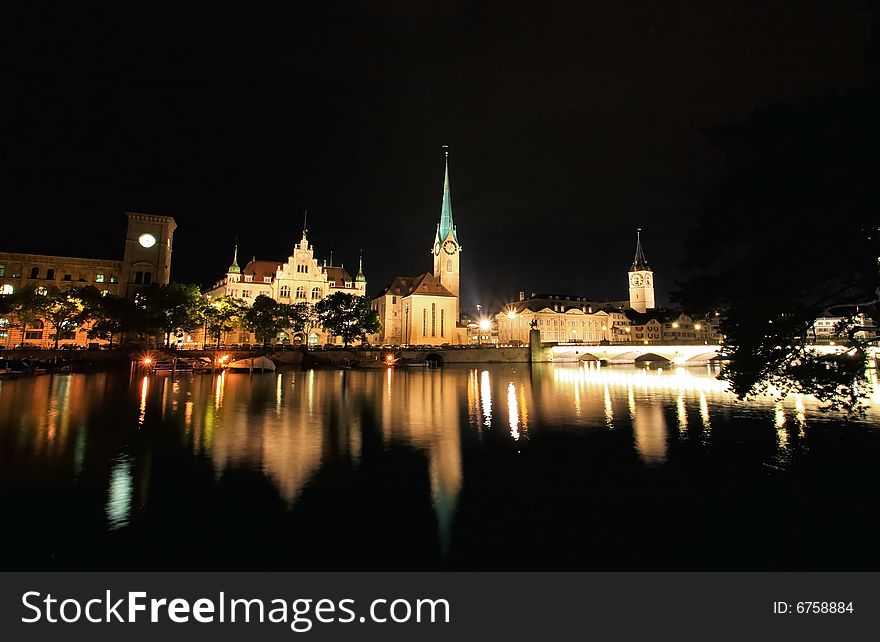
left=543, top=343, right=723, bottom=365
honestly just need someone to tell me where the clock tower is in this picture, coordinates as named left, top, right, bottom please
left=121, top=212, right=177, bottom=298
left=432, top=150, right=461, bottom=320
left=628, top=228, right=655, bottom=313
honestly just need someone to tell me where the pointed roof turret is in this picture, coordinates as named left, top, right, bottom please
left=228, top=241, right=241, bottom=274
left=438, top=147, right=458, bottom=244
left=356, top=251, right=366, bottom=282
left=630, top=228, right=651, bottom=272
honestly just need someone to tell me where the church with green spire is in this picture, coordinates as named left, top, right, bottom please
left=371, top=150, right=466, bottom=345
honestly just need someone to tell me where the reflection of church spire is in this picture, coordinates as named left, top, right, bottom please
left=356, top=251, right=366, bottom=282
left=228, top=240, right=241, bottom=274
left=630, top=228, right=650, bottom=272
left=437, top=146, right=458, bottom=244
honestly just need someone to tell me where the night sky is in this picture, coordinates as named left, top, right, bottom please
left=2, top=1, right=875, bottom=314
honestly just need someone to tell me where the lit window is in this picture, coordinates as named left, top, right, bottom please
left=0, top=285, right=12, bottom=295
left=296, top=286, right=306, bottom=299
left=110, top=275, right=118, bottom=283
left=96, top=273, right=105, bottom=283
left=280, top=285, right=290, bottom=298
left=311, top=287, right=321, bottom=299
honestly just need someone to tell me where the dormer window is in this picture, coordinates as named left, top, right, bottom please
left=345, top=281, right=352, bottom=288
left=263, top=277, right=271, bottom=283
left=244, top=275, right=253, bottom=282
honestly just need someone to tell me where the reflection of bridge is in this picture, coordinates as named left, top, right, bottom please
left=546, top=343, right=723, bottom=365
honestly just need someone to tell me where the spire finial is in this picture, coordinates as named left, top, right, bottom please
left=228, top=237, right=241, bottom=274
left=438, top=146, right=457, bottom=245
left=303, top=209, right=308, bottom=237
left=356, top=248, right=366, bottom=283
left=329, top=249, right=333, bottom=266
left=630, top=228, right=650, bottom=272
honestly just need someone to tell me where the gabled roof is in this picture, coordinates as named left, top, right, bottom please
left=507, top=293, right=601, bottom=314
left=242, top=260, right=279, bottom=282
left=624, top=308, right=678, bottom=325
left=324, top=265, right=353, bottom=285
left=376, top=272, right=455, bottom=299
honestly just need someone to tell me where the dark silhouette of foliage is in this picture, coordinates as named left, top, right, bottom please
left=677, top=88, right=880, bottom=414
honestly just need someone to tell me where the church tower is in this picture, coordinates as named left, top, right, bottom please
left=628, top=228, right=655, bottom=313
left=432, top=149, right=461, bottom=320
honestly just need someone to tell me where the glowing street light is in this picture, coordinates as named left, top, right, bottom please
left=479, top=319, right=492, bottom=331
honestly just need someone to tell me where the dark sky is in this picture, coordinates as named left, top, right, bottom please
left=1, top=0, right=875, bottom=314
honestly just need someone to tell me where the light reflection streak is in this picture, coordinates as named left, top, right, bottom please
left=105, top=455, right=133, bottom=530
left=480, top=370, right=492, bottom=427
left=604, top=385, right=613, bottom=426
left=507, top=382, right=520, bottom=440
left=138, top=376, right=149, bottom=426
left=677, top=393, right=687, bottom=432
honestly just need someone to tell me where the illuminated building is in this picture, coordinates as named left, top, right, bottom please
left=371, top=151, right=466, bottom=345
left=0, top=213, right=176, bottom=348
left=203, top=224, right=367, bottom=346
left=627, top=228, right=655, bottom=313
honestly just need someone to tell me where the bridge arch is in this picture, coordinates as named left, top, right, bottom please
left=634, top=352, right=672, bottom=367
left=425, top=353, right=444, bottom=368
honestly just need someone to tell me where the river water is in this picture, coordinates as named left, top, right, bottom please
left=1, top=363, right=878, bottom=570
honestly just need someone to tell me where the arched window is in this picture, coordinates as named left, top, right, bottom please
left=134, top=271, right=143, bottom=284
left=296, top=286, right=306, bottom=299
left=143, top=272, right=152, bottom=285
left=46, top=269, right=55, bottom=280
left=422, top=308, right=427, bottom=336
left=431, top=302, right=436, bottom=337
left=30, top=267, right=39, bottom=279
left=446, top=259, right=453, bottom=272
left=280, top=285, right=290, bottom=298
left=311, top=286, right=321, bottom=299
left=440, top=309, right=445, bottom=337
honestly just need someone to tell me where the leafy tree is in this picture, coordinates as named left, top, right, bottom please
left=676, top=88, right=880, bottom=414
left=243, top=295, right=310, bottom=347
left=77, top=286, right=139, bottom=348
left=4, top=285, right=50, bottom=348
left=137, top=283, right=204, bottom=347
left=44, top=287, right=86, bottom=349
left=203, top=296, right=247, bottom=348
left=314, top=292, right=380, bottom=347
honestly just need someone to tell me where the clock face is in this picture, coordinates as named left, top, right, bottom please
left=138, top=233, right=157, bottom=248
left=630, top=273, right=644, bottom=287
left=644, top=274, right=652, bottom=285
left=443, top=240, right=457, bottom=255
left=433, top=241, right=440, bottom=255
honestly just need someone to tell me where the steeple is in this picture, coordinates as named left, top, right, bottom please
left=630, top=228, right=650, bottom=272
left=228, top=241, right=241, bottom=274
left=356, top=251, right=366, bottom=282
left=438, top=147, right=458, bottom=244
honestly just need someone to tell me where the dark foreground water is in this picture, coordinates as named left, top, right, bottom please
left=1, top=363, right=878, bottom=570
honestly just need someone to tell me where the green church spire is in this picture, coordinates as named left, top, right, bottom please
left=438, top=148, right=458, bottom=244
left=228, top=241, right=241, bottom=274
left=356, top=251, right=366, bottom=282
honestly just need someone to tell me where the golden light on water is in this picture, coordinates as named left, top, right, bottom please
left=508, top=382, right=520, bottom=440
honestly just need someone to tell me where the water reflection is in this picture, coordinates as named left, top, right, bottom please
left=1, top=363, right=879, bottom=555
